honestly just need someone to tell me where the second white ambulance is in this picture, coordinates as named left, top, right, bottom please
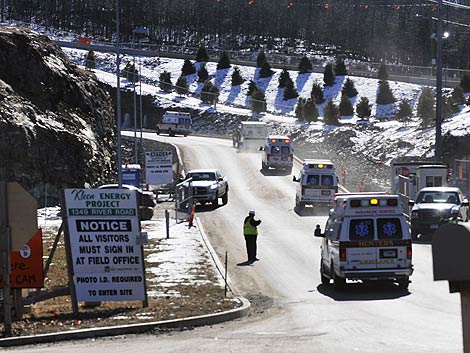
left=315, top=193, right=413, bottom=290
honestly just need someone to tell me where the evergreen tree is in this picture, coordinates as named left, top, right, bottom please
left=460, top=72, right=470, bottom=93
left=334, top=58, right=347, bottom=76
left=356, top=97, right=372, bottom=119
left=231, top=66, right=244, bottom=86
left=259, top=61, right=274, bottom=78
left=396, top=99, right=413, bottom=123
left=451, top=85, right=465, bottom=106
left=247, top=80, right=258, bottom=96
left=303, top=98, right=319, bottom=122
left=283, top=77, right=299, bottom=100
left=256, top=47, right=266, bottom=68
left=195, top=44, right=209, bottom=62
left=200, top=80, right=218, bottom=104
left=295, top=97, right=306, bottom=120
left=159, top=71, right=172, bottom=92
left=298, top=56, right=313, bottom=74
left=341, top=78, right=358, bottom=98
left=323, top=63, right=336, bottom=87
left=339, top=94, right=354, bottom=116
left=323, top=99, right=340, bottom=125
left=377, top=62, right=389, bottom=81
left=175, top=76, right=189, bottom=96
left=197, top=64, right=209, bottom=82
left=311, top=82, right=325, bottom=103
left=217, top=51, right=231, bottom=70
left=376, top=80, right=396, bottom=105
left=442, top=95, right=454, bottom=119
left=84, top=49, right=96, bottom=70
left=278, top=68, right=290, bottom=88
left=417, top=87, right=435, bottom=128
left=181, top=59, right=196, bottom=76
left=251, top=89, right=267, bottom=113
left=123, top=62, right=139, bottom=82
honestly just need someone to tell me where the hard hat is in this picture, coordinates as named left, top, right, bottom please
left=249, top=209, right=255, bottom=215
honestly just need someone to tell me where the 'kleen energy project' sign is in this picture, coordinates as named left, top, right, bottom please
left=64, top=189, right=145, bottom=302
left=146, top=151, right=173, bottom=185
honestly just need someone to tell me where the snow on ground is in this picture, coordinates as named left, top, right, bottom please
left=61, top=47, right=470, bottom=168
left=38, top=207, right=226, bottom=298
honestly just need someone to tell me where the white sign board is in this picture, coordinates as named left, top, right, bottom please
left=146, top=151, right=173, bottom=185
left=64, top=189, right=145, bottom=302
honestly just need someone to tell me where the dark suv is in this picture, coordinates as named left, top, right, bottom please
left=409, top=187, right=469, bottom=239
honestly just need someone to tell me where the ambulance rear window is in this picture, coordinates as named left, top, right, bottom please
left=271, top=146, right=281, bottom=155
left=349, top=219, right=374, bottom=240
left=307, top=175, right=319, bottom=185
left=281, top=146, right=290, bottom=154
left=377, top=218, right=403, bottom=240
left=321, top=175, right=334, bottom=186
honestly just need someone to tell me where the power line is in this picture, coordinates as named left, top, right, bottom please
left=427, top=0, right=470, bottom=10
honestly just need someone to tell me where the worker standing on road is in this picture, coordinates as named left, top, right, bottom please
left=243, top=209, right=262, bottom=263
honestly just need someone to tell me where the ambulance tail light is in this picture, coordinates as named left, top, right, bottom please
left=406, top=241, right=412, bottom=259
left=339, top=245, right=347, bottom=262
left=387, top=198, right=398, bottom=207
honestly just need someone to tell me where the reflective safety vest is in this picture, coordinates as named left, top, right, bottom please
left=244, top=219, right=258, bottom=235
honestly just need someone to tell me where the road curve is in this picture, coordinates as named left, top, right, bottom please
left=13, top=133, right=463, bottom=353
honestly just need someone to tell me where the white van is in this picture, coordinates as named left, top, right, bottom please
left=314, top=193, right=413, bottom=290
left=261, top=135, right=294, bottom=173
left=293, top=159, right=338, bottom=211
left=156, top=111, right=193, bottom=137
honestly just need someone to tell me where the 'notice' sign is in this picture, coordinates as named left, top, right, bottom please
left=146, top=151, right=173, bottom=185
left=64, top=189, right=145, bottom=302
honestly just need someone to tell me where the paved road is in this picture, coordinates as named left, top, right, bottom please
left=13, top=133, right=462, bottom=353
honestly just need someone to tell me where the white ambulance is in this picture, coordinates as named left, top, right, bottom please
left=314, top=193, right=413, bottom=290
left=261, top=135, right=294, bottom=173
left=293, top=159, right=338, bottom=211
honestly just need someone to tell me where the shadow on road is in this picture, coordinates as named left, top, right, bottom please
left=259, top=168, right=292, bottom=177
left=316, top=281, right=411, bottom=301
left=294, top=206, right=330, bottom=217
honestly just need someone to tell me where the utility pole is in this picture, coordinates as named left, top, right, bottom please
left=116, top=0, right=123, bottom=187
left=435, top=0, right=443, bottom=161
left=0, top=182, right=12, bottom=336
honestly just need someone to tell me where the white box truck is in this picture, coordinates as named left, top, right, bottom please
left=232, top=121, right=270, bottom=150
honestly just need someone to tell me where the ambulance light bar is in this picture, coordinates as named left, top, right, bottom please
left=270, top=138, right=290, bottom=143
left=350, top=198, right=398, bottom=207
left=305, top=163, right=333, bottom=170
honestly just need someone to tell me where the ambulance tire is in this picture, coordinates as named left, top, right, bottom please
left=398, top=277, right=410, bottom=290
left=332, top=264, right=346, bottom=290
left=156, top=127, right=161, bottom=135
left=320, top=261, right=330, bottom=285
left=261, top=161, right=267, bottom=171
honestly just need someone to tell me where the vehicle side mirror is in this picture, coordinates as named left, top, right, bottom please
left=259, top=146, right=264, bottom=151
left=218, top=177, right=223, bottom=181
left=462, top=200, right=469, bottom=207
left=293, top=176, right=298, bottom=182
left=314, top=225, right=324, bottom=237
left=408, top=200, right=415, bottom=207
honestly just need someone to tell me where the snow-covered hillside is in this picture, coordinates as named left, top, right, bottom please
left=61, top=47, right=470, bottom=190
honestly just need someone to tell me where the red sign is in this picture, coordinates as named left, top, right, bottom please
left=0, top=229, right=44, bottom=288
left=77, top=37, right=91, bottom=45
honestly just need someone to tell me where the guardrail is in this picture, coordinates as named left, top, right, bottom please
left=56, top=40, right=466, bottom=88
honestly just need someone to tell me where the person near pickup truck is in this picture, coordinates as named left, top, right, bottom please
left=243, top=209, right=262, bottom=263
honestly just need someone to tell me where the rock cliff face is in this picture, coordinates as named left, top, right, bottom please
left=0, top=27, right=116, bottom=204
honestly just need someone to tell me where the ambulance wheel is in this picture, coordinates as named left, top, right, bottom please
left=398, top=277, right=410, bottom=290
left=320, top=262, right=330, bottom=285
left=261, top=161, right=267, bottom=171
left=332, top=265, right=346, bottom=290
left=222, top=191, right=228, bottom=205
left=156, top=127, right=161, bottom=135
left=168, top=129, right=175, bottom=137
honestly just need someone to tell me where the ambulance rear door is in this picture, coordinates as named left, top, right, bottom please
left=375, top=217, right=409, bottom=270
left=345, top=217, right=377, bottom=270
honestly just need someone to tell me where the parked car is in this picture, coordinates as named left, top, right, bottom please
left=185, top=169, right=229, bottom=209
left=98, top=184, right=156, bottom=220
left=409, top=186, right=470, bottom=239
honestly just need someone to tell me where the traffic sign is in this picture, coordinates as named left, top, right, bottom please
left=7, top=182, right=38, bottom=250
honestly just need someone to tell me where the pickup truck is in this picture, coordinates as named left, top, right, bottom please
left=185, top=169, right=229, bottom=209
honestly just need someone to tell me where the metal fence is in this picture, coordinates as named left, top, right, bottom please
left=174, top=177, right=193, bottom=223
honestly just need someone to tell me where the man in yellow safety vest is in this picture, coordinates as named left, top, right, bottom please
left=243, top=209, right=262, bottom=264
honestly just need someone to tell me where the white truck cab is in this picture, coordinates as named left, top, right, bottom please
left=293, top=159, right=338, bottom=211
left=261, top=135, right=294, bottom=173
left=315, top=193, right=413, bottom=290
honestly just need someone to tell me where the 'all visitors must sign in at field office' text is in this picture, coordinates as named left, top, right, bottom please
left=64, top=189, right=145, bottom=302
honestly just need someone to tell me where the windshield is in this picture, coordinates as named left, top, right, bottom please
left=187, top=172, right=216, bottom=181
left=416, top=191, right=460, bottom=204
